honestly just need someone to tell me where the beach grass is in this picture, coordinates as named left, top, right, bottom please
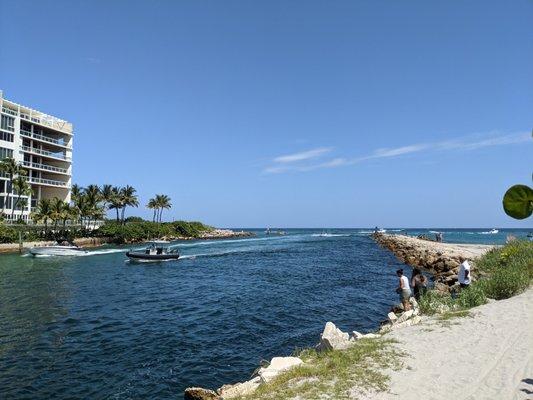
left=420, top=240, right=532, bottom=315
left=236, top=338, right=403, bottom=400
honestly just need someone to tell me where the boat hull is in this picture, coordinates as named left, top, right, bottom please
left=126, top=251, right=180, bottom=262
left=29, top=246, right=88, bottom=256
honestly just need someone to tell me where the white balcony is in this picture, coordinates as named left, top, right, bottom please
left=28, top=177, right=70, bottom=188
left=20, top=129, right=71, bottom=149
left=22, top=161, right=69, bottom=175
left=21, top=145, right=71, bottom=162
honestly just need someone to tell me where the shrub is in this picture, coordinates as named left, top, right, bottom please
left=455, top=283, right=487, bottom=308
left=0, top=223, right=18, bottom=243
left=418, top=290, right=453, bottom=315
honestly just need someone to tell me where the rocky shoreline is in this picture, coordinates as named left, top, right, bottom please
left=373, top=233, right=496, bottom=289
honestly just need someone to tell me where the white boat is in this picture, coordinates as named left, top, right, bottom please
left=29, top=241, right=88, bottom=256
left=489, top=229, right=499, bottom=234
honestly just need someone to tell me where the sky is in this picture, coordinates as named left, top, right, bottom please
left=0, top=0, right=532, bottom=228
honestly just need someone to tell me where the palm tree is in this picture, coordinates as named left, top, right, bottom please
left=101, top=184, right=114, bottom=210
left=32, top=198, right=53, bottom=234
left=155, top=194, right=172, bottom=222
left=71, top=184, right=83, bottom=203
left=147, top=198, right=157, bottom=222
left=0, top=157, right=25, bottom=217
left=120, top=185, right=138, bottom=223
left=51, top=197, right=66, bottom=232
left=11, top=176, right=32, bottom=221
left=108, top=186, right=122, bottom=222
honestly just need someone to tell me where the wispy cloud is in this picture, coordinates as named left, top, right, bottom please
left=263, top=131, right=530, bottom=174
left=273, top=147, right=332, bottom=163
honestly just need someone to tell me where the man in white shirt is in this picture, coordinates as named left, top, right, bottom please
left=457, top=257, right=471, bottom=288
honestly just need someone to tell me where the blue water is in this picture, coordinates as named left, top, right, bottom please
left=0, top=228, right=529, bottom=399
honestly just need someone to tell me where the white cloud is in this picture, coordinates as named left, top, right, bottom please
left=273, top=147, right=332, bottom=163
left=263, top=131, right=530, bottom=174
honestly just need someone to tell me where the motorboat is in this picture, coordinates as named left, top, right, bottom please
left=29, top=240, right=88, bottom=256
left=126, top=241, right=180, bottom=262
left=489, top=229, right=499, bottom=234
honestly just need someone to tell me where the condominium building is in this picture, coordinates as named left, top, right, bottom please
left=0, top=90, right=73, bottom=222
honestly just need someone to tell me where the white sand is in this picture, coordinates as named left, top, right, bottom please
left=363, top=289, right=533, bottom=400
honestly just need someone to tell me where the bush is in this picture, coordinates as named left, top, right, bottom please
left=94, top=220, right=213, bottom=243
left=418, top=290, right=453, bottom=315
left=455, top=283, right=487, bottom=308
left=0, top=223, right=18, bottom=243
left=476, top=240, right=532, bottom=300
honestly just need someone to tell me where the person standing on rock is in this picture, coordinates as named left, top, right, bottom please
left=458, top=256, right=471, bottom=288
left=396, top=269, right=412, bottom=310
left=411, top=268, right=428, bottom=300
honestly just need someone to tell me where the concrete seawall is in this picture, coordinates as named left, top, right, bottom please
left=373, top=233, right=496, bottom=287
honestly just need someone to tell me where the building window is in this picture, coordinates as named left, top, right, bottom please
left=1, top=115, right=15, bottom=132
left=0, top=130, right=14, bottom=142
left=0, top=147, right=14, bottom=160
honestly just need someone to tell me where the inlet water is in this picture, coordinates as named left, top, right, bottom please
left=0, top=229, right=527, bottom=399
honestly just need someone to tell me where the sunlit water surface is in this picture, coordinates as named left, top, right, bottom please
left=0, top=228, right=528, bottom=399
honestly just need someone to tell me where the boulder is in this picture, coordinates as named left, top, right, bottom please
left=316, top=322, right=351, bottom=352
left=258, top=356, right=303, bottom=383
left=387, top=312, right=398, bottom=323
left=184, top=387, right=220, bottom=400
left=395, top=309, right=414, bottom=324
left=351, top=330, right=364, bottom=341
left=409, top=297, right=419, bottom=309
left=217, top=377, right=261, bottom=399
left=389, top=315, right=422, bottom=331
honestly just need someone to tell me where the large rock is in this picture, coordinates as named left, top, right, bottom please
left=217, top=377, right=261, bottom=399
left=258, top=356, right=303, bottom=383
left=316, top=322, right=352, bottom=352
left=395, top=309, right=414, bottom=324
left=184, top=387, right=220, bottom=400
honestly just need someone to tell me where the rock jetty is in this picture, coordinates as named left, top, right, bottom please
left=374, top=233, right=495, bottom=288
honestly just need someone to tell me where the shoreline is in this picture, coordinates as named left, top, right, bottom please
left=0, top=228, right=255, bottom=254
left=184, top=234, right=516, bottom=400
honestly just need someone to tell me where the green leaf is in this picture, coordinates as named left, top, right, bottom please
left=503, top=184, right=533, bottom=219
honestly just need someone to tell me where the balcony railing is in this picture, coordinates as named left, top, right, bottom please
left=21, top=145, right=71, bottom=161
left=22, top=161, right=69, bottom=174
left=28, top=177, right=70, bottom=188
left=20, top=129, right=70, bottom=148
left=2, top=107, right=18, bottom=116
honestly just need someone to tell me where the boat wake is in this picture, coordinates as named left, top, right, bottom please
left=311, top=233, right=350, bottom=237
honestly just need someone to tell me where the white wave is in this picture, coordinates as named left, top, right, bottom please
left=82, top=248, right=127, bottom=256
left=311, top=233, right=350, bottom=237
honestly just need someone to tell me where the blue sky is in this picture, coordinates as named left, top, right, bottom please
left=1, top=0, right=531, bottom=227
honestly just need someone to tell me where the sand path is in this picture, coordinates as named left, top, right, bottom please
left=365, top=288, right=533, bottom=400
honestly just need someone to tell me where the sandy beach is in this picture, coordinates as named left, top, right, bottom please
left=364, top=288, right=533, bottom=400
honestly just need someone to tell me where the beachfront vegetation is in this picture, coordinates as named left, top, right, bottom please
left=236, top=339, right=402, bottom=400
left=95, top=220, right=212, bottom=243
left=419, top=240, right=533, bottom=315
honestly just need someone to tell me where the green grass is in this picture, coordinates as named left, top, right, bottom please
left=420, top=240, right=532, bottom=315
left=236, top=339, right=403, bottom=400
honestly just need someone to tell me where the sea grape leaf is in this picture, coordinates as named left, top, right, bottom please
left=502, top=184, right=533, bottom=219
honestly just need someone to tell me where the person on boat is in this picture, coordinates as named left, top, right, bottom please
left=411, top=268, right=428, bottom=300
left=457, top=256, right=471, bottom=288
left=396, top=269, right=411, bottom=311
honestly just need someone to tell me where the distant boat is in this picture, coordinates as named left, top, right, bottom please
left=29, top=241, right=88, bottom=256
left=489, top=229, right=499, bottom=234
left=126, top=241, right=180, bottom=262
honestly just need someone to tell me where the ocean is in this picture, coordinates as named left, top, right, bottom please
left=0, top=228, right=529, bottom=399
